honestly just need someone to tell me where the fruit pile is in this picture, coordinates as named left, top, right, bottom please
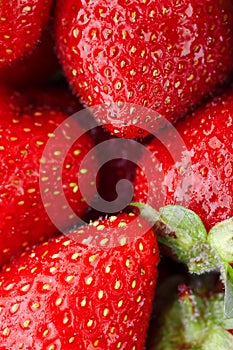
left=1, top=0, right=233, bottom=349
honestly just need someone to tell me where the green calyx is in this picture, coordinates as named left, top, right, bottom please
left=130, top=203, right=233, bottom=318
left=150, top=284, right=233, bottom=350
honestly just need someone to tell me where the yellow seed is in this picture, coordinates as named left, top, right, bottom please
left=66, top=275, right=75, bottom=283
left=3, top=327, right=9, bottom=336
left=103, top=308, right=109, bottom=317
left=86, top=276, right=93, bottom=285
left=81, top=297, right=87, bottom=307
left=31, top=302, right=40, bottom=309
left=69, top=337, right=75, bottom=343
left=71, top=253, right=79, bottom=260
left=54, top=150, right=62, bottom=156
left=132, top=280, right=136, bottom=289
left=23, top=6, right=32, bottom=12
left=105, top=265, right=111, bottom=273
left=89, top=255, right=97, bottom=262
left=87, top=319, right=93, bottom=327
left=63, top=240, right=71, bottom=246
left=43, top=329, right=49, bottom=337
left=21, top=284, right=31, bottom=292
left=73, top=28, right=79, bottom=38
left=27, top=188, right=36, bottom=194
left=42, top=283, right=50, bottom=290
left=114, top=280, right=121, bottom=290
left=118, top=300, right=123, bottom=307
left=72, top=69, right=77, bottom=76
left=139, top=242, right=144, bottom=251
left=5, top=283, right=15, bottom=291
left=55, top=298, right=63, bottom=306
left=63, top=316, right=69, bottom=324
left=131, top=46, right=136, bottom=54
left=98, top=290, right=104, bottom=299
left=10, top=303, right=19, bottom=313
left=23, top=320, right=30, bottom=328
left=49, top=267, right=56, bottom=274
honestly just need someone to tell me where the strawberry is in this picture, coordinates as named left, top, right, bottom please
left=0, top=87, right=97, bottom=266
left=55, top=0, right=233, bottom=138
left=134, top=85, right=233, bottom=231
left=132, top=86, right=233, bottom=316
left=0, top=25, right=60, bottom=89
left=0, top=212, right=159, bottom=349
left=0, top=0, right=53, bottom=67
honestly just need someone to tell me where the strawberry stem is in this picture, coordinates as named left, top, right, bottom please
left=131, top=202, right=233, bottom=318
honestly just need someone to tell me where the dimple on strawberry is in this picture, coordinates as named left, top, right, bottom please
left=55, top=0, right=233, bottom=138
left=0, top=0, right=53, bottom=67
left=0, top=212, right=159, bottom=349
left=0, top=86, right=97, bottom=267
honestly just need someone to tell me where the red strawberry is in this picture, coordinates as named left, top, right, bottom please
left=0, top=87, right=97, bottom=266
left=134, top=85, right=233, bottom=231
left=55, top=0, right=233, bottom=138
left=0, top=0, right=53, bottom=67
left=0, top=26, right=60, bottom=89
left=0, top=212, right=159, bottom=349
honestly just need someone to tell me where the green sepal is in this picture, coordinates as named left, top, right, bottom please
left=131, top=202, right=233, bottom=317
left=208, top=219, right=233, bottom=318
left=223, top=264, right=233, bottom=318
left=208, top=218, right=233, bottom=263
left=130, top=202, right=160, bottom=225
left=158, top=205, right=207, bottom=258
left=150, top=283, right=233, bottom=350
left=131, top=203, right=221, bottom=274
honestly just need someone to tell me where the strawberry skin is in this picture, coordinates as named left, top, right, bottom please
left=0, top=0, right=53, bottom=67
left=0, top=90, right=96, bottom=266
left=0, top=213, right=159, bottom=349
left=55, top=0, right=233, bottom=138
left=134, top=85, right=233, bottom=231
left=0, top=25, right=60, bottom=89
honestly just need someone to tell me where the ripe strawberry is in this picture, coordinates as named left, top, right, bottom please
left=0, top=26, right=60, bottom=89
left=134, top=85, right=233, bottom=231
left=0, top=88, right=97, bottom=266
left=0, top=0, right=53, bottom=67
left=0, top=213, right=159, bottom=349
left=55, top=0, right=233, bottom=138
